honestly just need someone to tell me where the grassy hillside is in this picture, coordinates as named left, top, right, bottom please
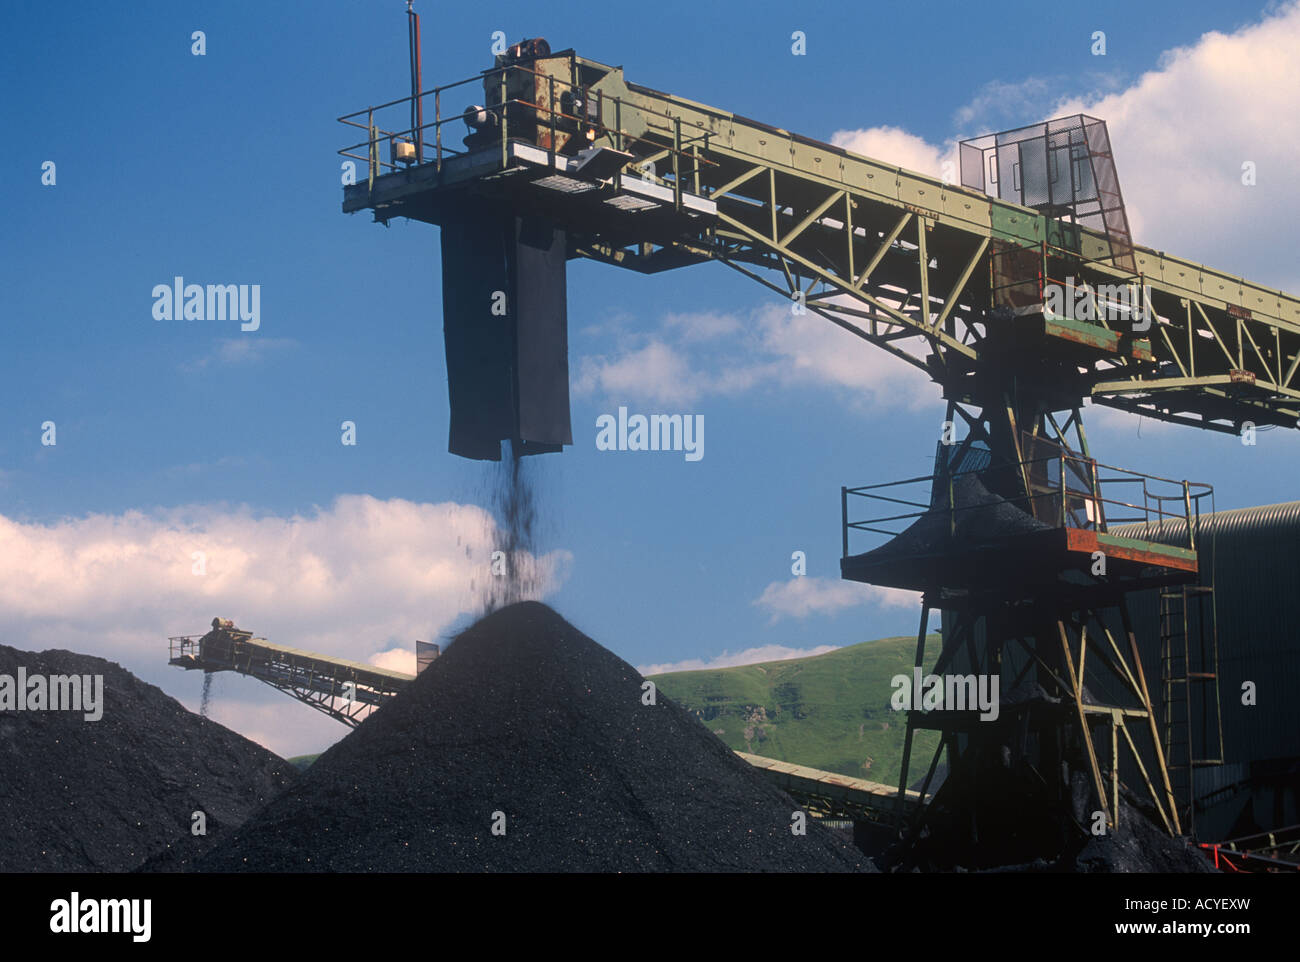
left=650, top=635, right=941, bottom=787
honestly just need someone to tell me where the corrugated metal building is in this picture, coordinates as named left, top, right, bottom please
left=1115, top=501, right=1300, bottom=840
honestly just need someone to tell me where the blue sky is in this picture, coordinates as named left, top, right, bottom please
left=3, top=0, right=1297, bottom=755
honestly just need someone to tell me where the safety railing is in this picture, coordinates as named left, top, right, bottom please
left=337, top=61, right=715, bottom=207
left=841, top=452, right=1211, bottom=558
left=167, top=634, right=205, bottom=663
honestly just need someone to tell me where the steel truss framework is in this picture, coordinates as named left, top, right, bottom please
left=898, top=593, right=1184, bottom=844
left=340, top=51, right=1300, bottom=432
left=861, top=396, right=1197, bottom=844
left=169, top=631, right=410, bottom=728
left=563, top=69, right=1300, bottom=431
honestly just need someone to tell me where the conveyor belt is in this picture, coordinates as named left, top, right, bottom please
left=737, top=751, right=918, bottom=821
left=169, top=623, right=415, bottom=726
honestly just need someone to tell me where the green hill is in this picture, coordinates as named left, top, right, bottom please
left=650, top=635, right=941, bottom=787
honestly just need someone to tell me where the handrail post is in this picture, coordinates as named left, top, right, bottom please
left=367, top=108, right=377, bottom=191
left=414, top=94, right=423, bottom=165
left=1059, top=453, right=1066, bottom=528
left=435, top=87, right=442, bottom=173
left=1091, top=457, right=1104, bottom=531
left=1039, top=240, right=1047, bottom=305
left=548, top=75, right=556, bottom=166
left=673, top=117, right=682, bottom=211
left=499, top=70, right=509, bottom=172
left=613, top=97, right=623, bottom=191
left=948, top=470, right=956, bottom=538
left=1183, top=480, right=1195, bottom=551
left=841, top=487, right=849, bottom=558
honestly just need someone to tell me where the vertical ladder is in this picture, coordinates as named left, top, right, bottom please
left=1159, top=584, right=1225, bottom=835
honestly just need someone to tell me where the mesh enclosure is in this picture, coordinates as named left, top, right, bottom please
left=959, top=140, right=986, bottom=192
left=1081, top=116, right=1135, bottom=272
left=960, top=115, right=1136, bottom=273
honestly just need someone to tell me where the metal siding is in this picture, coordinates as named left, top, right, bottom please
left=1113, top=502, right=1300, bottom=770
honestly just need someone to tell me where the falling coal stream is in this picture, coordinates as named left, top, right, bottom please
left=480, top=441, right=541, bottom=615
left=200, top=670, right=213, bottom=717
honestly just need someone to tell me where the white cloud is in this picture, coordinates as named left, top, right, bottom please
left=753, top=576, right=919, bottom=622
left=200, top=688, right=345, bottom=761
left=949, top=74, right=1132, bottom=135
left=182, top=337, right=298, bottom=371
left=662, top=310, right=743, bottom=342
left=574, top=302, right=939, bottom=412
left=0, top=495, right=571, bottom=756
left=369, top=646, right=418, bottom=676
left=829, top=125, right=952, bottom=180
left=952, top=77, right=1056, bottom=131
left=1051, top=3, right=1300, bottom=290
left=828, top=5, right=1300, bottom=295
left=754, top=303, right=937, bottom=411
left=638, top=643, right=841, bottom=677
left=574, top=340, right=703, bottom=406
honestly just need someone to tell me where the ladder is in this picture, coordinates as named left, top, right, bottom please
left=1159, top=584, right=1225, bottom=834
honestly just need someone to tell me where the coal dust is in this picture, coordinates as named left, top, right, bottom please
left=477, top=440, right=544, bottom=615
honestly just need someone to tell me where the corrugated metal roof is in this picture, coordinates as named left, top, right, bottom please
left=1112, top=500, right=1300, bottom=544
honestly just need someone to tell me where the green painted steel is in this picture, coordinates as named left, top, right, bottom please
left=340, top=46, right=1300, bottom=432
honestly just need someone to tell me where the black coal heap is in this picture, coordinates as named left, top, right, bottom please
left=0, top=644, right=295, bottom=872
left=197, top=601, right=871, bottom=872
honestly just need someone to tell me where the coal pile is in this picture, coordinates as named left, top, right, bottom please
left=873, top=777, right=1216, bottom=874
left=197, top=602, right=870, bottom=872
left=0, top=644, right=295, bottom=872
left=1069, top=797, right=1216, bottom=873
